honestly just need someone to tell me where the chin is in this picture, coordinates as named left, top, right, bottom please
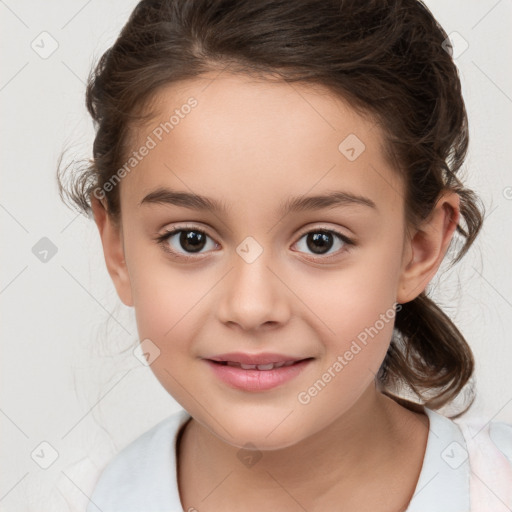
left=208, top=417, right=307, bottom=451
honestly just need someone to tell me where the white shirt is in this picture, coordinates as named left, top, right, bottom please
left=85, top=407, right=512, bottom=512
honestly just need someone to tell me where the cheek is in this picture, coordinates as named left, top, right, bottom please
left=126, top=242, right=206, bottom=352
left=294, top=285, right=398, bottom=421
left=291, top=241, right=402, bottom=346
left=291, top=242, right=402, bottom=398
left=131, top=270, right=204, bottom=343
left=129, top=264, right=207, bottom=406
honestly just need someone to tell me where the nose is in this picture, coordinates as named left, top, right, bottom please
left=216, top=248, right=291, bottom=331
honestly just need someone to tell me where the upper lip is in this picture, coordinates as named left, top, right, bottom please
left=206, top=352, right=310, bottom=365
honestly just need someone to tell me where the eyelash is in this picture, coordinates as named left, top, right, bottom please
left=155, top=224, right=355, bottom=262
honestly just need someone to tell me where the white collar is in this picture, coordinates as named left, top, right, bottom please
left=406, top=407, right=470, bottom=511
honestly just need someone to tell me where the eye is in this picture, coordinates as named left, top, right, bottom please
left=156, top=225, right=218, bottom=260
left=292, top=228, right=354, bottom=259
left=155, top=225, right=355, bottom=262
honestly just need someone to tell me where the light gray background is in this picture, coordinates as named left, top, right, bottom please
left=1, top=1, right=511, bottom=510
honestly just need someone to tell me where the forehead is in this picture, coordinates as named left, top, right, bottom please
left=120, top=72, right=404, bottom=217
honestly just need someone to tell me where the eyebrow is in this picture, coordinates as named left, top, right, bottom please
left=139, top=187, right=377, bottom=215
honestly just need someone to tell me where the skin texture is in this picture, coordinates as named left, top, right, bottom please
left=91, top=72, right=460, bottom=511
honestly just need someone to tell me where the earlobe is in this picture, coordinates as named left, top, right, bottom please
left=396, top=191, right=460, bottom=304
left=90, top=195, right=134, bottom=307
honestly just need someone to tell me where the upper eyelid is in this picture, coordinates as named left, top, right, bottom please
left=160, top=223, right=351, bottom=235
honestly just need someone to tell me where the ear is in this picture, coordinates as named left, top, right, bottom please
left=396, top=190, right=460, bottom=304
left=90, top=195, right=134, bottom=307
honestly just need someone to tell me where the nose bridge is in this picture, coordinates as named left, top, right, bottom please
left=216, top=235, right=289, bottom=329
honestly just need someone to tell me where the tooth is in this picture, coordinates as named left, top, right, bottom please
left=256, top=363, right=275, bottom=370
left=228, top=362, right=294, bottom=370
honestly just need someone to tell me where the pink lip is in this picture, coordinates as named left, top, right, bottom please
left=207, top=352, right=306, bottom=365
left=205, top=358, right=313, bottom=392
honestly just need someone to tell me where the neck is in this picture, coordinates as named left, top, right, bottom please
left=177, top=385, right=428, bottom=512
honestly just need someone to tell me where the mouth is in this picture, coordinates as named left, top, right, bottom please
left=205, top=357, right=314, bottom=392
left=207, top=358, right=313, bottom=371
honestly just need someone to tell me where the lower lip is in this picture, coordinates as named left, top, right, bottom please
left=204, top=359, right=312, bottom=392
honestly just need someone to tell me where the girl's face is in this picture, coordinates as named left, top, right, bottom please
left=101, top=73, right=421, bottom=449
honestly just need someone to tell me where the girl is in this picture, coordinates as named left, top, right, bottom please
left=57, top=0, right=512, bottom=510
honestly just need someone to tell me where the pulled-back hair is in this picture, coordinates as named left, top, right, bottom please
left=57, top=0, right=484, bottom=415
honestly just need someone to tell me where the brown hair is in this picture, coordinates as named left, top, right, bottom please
left=57, top=0, right=484, bottom=415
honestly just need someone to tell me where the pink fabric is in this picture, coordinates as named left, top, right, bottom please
left=455, top=417, right=512, bottom=512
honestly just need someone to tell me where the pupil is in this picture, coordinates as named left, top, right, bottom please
left=180, top=230, right=206, bottom=253
left=307, top=232, right=333, bottom=254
